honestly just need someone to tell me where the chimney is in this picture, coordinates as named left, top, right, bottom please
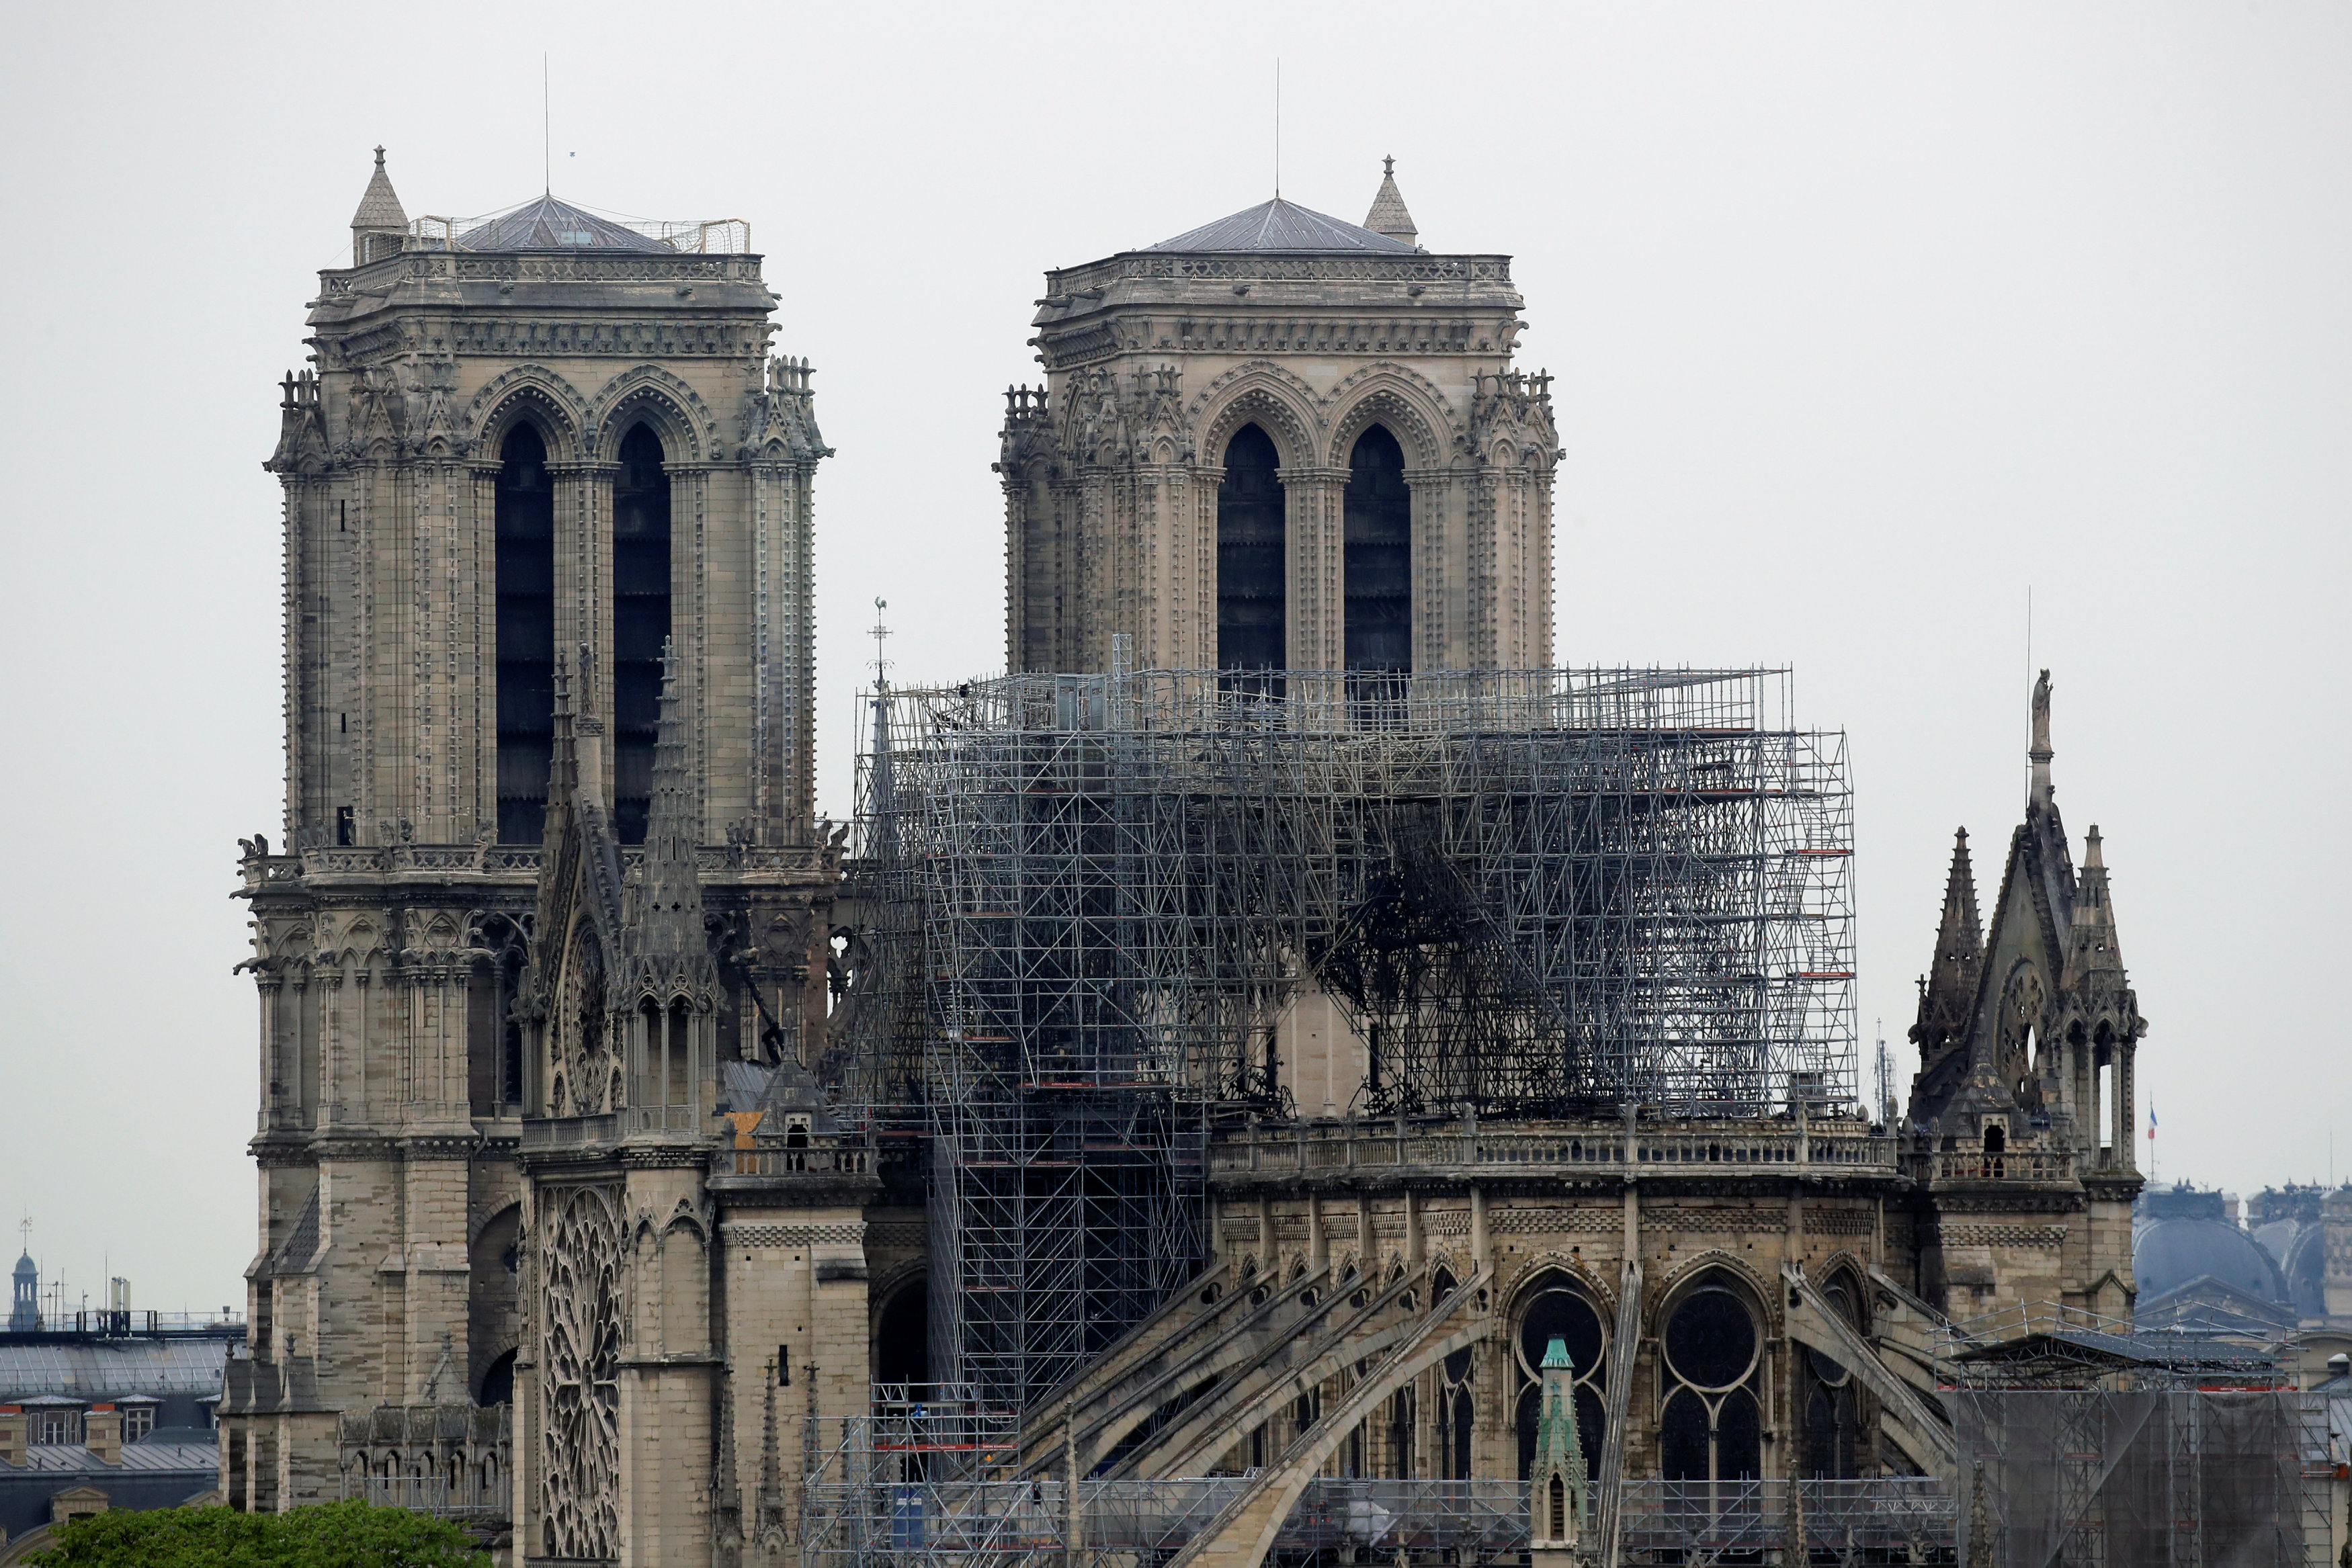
left=0, top=1407, right=26, bottom=1467
left=84, top=1405, right=120, bottom=1466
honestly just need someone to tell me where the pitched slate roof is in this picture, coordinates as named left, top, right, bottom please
left=1148, top=197, right=1417, bottom=255
left=458, top=194, right=670, bottom=253
left=0, top=1340, right=235, bottom=1402
left=5, top=1439, right=220, bottom=1474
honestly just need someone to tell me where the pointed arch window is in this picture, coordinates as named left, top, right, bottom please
left=1657, top=1278, right=1764, bottom=1506
left=612, top=424, right=672, bottom=844
left=1513, top=1276, right=1606, bottom=1483
left=495, top=425, right=556, bottom=844
left=1800, top=1274, right=1865, bottom=1479
left=1343, top=424, right=1411, bottom=673
left=1217, top=423, right=1286, bottom=672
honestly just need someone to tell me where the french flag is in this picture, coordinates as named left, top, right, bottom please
left=2148, top=1102, right=2157, bottom=1140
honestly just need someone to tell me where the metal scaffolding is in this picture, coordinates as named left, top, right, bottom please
left=800, top=1387, right=1533, bottom=1568
left=1950, top=1389, right=2334, bottom=1565
left=846, top=665, right=1855, bottom=1413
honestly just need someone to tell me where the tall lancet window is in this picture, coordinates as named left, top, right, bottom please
left=611, top=424, right=672, bottom=843
left=1343, top=425, right=1411, bottom=672
left=495, top=424, right=556, bottom=844
left=1217, top=423, right=1286, bottom=670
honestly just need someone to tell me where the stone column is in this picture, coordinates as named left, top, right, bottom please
left=1466, top=468, right=1501, bottom=669
left=319, top=971, right=346, bottom=1126
left=749, top=460, right=818, bottom=842
left=1189, top=465, right=1222, bottom=670
left=1137, top=464, right=1196, bottom=669
left=550, top=462, right=618, bottom=736
left=464, top=462, right=501, bottom=840
left=2114, top=1043, right=2136, bottom=1172
left=1402, top=470, right=1453, bottom=672
left=257, top=975, right=283, bottom=1133
left=1282, top=468, right=1347, bottom=672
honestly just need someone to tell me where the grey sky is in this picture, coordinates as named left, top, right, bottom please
left=2, top=2, right=2344, bottom=1312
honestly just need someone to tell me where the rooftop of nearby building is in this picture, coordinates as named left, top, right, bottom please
left=0, top=1336, right=239, bottom=1402
left=0, top=1438, right=218, bottom=1475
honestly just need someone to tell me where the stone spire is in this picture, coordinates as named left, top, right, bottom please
left=544, top=654, right=579, bottom=840
left=1527, top=1336, right=1588, bottom=1556
left=1363, top=155, right=1418, bottom=247
left=634, top=639, right=705, bottom=957
left=349, top=146, right=407, bottom=266
left=2061, top=826, right=2126, bottom=986
left=1918, top=828, right=1983, bottom=1040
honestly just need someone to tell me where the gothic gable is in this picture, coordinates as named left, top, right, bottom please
left=1906, top=672, right=2145, bottom=1154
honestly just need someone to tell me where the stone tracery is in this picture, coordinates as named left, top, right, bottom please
left=538, top=1182, right=624, bottom=1560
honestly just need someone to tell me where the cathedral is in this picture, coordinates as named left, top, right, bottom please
left=221, top=153, right=2151, bottom=1567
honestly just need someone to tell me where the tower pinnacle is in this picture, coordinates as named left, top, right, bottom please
left=1364, top=156, right=1418, bottom=247
left=349, top=146, right=407, bottom=266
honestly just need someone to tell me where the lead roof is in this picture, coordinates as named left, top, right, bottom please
left=1148, top=197, right=1419, bottom=255
left=458, top=194, right=671, bottom=254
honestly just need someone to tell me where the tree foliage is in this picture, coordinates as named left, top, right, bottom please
left=29, top=1500, right=491, bottom=1567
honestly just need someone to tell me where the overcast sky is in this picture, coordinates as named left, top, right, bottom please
left=1, top=2, right=2345, bottom=1312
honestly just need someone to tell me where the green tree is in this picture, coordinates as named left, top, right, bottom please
left=29, top=1499, right=491, bottom=1567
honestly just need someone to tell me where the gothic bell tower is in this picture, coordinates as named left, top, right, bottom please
left=222, top=150, right=835, bottom=1514
left=1002, top=160, right=1557, bottom=675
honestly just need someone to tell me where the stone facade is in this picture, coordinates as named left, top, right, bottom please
left=1001, top=169, right=1556, bottom=676
left=221, top=153, right=839, bottom=1543
left=225, top=158, right=2157, bottom=1567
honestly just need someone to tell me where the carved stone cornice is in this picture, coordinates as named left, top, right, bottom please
left=719, top=1220, right=867, bottom=1248
left=308, top=1135, right=404, bottom=1162
left=708, top=1174, right=882, bottom=1207
left=518, top=1147, right=626, bottom=1178
left=399, top=1136, right=484, bottom=1161
left=618, top=1144, right=716, bottom=1170
left=1921, top=1189, right=2089, bottom=1217
left=250, top=1137, right=317, bottom=1170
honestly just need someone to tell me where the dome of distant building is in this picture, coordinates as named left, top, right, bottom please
left=2135, top=1186, right=2290, bottom=1306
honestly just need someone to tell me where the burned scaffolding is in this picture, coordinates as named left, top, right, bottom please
left=844, top=665, right=1856, bottom=1415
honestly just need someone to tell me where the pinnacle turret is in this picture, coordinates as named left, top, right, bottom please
left=349, top=146, right=407, bottom=266
left=634, top=639, right=706, bottom=957
left=2062, top=824, right=2126, bottom=984
left=1916, top=828, right=1983, bottom=1042
left=1363, top=155, right=1418, bottom=247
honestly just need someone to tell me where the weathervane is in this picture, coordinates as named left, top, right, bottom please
left=869, top=597, right=892, bottom=691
